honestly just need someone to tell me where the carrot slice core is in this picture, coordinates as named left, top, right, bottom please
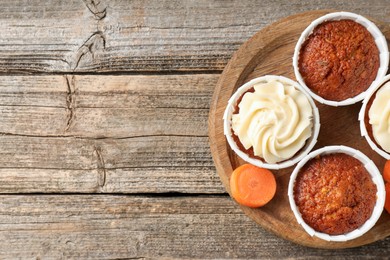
left=230, top=164, right=276, bottom=208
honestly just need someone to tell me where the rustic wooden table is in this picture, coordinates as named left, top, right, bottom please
left=1, top=0, right=390, bottom=258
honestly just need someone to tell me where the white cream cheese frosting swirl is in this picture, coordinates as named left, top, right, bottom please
left=369, top=81, right=390, bottom=153
left=231, top=79, right=313, bottom=164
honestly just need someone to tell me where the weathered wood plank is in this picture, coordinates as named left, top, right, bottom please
left=0, top=0, right=96, bottom=73
left=0, top=195, right=388, bottom=259
left=0, top=169, right=99, bottom=193
left=0, top=135, right=220, bottom=193
left=1, top=0, right=390, bottom=73
left=74, top=74, right=213, bottom=109
left=0, top=74, right=221, bottom=193
left=0, top=75, right=215, bottom=137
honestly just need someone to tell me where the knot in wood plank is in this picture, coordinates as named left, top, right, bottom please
left=73, top=31, right=106, bottom=71
left=82, top=0, right=107, bottom=20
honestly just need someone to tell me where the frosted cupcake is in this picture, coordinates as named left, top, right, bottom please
left=224, top=75, right=320, bottom=170
left=360, top=74, right=390, bottom=159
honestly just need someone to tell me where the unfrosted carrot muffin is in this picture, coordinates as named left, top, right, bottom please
left=293, top=153, right=377, bottom=235
left=298, top=19, right=379, bottom=102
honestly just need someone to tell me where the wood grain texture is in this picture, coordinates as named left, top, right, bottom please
left=0, top=195, right=388, bottom=259
left=0, top=74, right=223, bottom=193
left=1, top=0, right=390, bottom=73
left=1, top=1, right=390, bottom=258
left=0, top=135, right=220, bottom=193
left=208, top=10, right=390, bottom=248
left=0, top=75, right=215, bottom=137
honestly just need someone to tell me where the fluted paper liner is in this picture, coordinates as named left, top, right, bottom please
left=288, top=145, right=385, bottom=242
left=359, top=74, right=390, bottom=160
left=293, top=12, right=389, bottom=106
left=223, top=75, right=320, bottom=170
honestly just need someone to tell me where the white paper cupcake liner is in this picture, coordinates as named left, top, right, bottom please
left=359, top=74, right=390, bottom=160
left=293, top=11, right=389, bottom=106
left=223, top=75, right=320, bottom=170
left=288, top=145, right=385, bottom=242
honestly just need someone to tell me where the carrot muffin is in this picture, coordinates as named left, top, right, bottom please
left=365, top=80, right=390, bottom=154
left=293, top=153, right=377, bottom=235
left=231, top=78, right=313, bottom=164
left=298, top=19, right=380, bottom=101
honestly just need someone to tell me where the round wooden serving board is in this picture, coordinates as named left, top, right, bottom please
left=208, top=10, right=390, bottom=249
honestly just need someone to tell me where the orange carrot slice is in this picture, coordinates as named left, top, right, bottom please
left=230, top=164, right=276, bottom=208
left=385, top=183, right=390, bottom=214
left=383, top=160, right=390, bottom=183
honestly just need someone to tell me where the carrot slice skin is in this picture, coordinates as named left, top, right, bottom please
left=383, top=160, right=390, bottom=183
left=385, top=183, right=390, bottom=214
left=230, top=164, right=276, bottom=208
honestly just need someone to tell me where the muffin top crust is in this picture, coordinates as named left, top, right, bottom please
left=298, top=19, right=379, bottom=101
left=293, top=153, right=377, bottom=235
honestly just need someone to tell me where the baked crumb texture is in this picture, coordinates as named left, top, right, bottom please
left=298, top=20, right=379, bottom=101
left=293, top=153, right=377, bottom=235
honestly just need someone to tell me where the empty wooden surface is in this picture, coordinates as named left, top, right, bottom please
left=1, top=0, right=390, bottom=258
